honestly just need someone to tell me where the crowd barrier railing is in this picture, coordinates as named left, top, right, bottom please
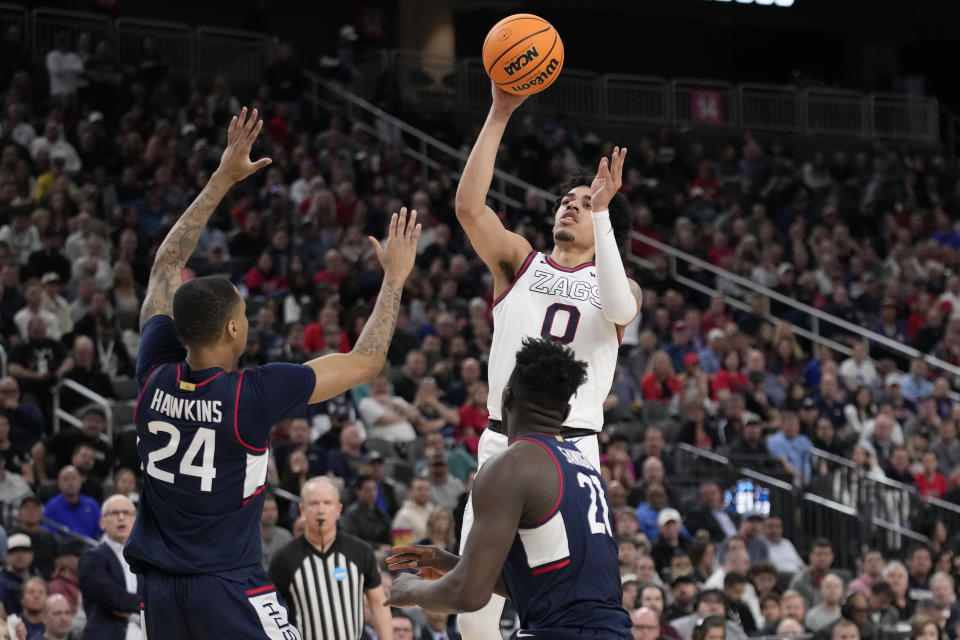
left=344, top=49, right=939, bottom=143
left=114, top=17, right=194, bottom=79
left=15, top=4, right=274, bottom=87
left=52, top=378, right=113, bottom=440
left=304, top=70, right=556, bottom=214
left=627, top=231, right=960, bottom=396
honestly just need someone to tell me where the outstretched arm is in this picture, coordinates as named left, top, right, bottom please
left=589, top=146, right=642, bottom=326
left=455, top=83, right=533, bottom=292
left=140, top=107, right=271, bottom=329
left=303, top=209, right=421, bottom=404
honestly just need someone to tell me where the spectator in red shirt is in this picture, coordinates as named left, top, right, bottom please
left=303, top=305, right=351, bottom=354
left=691, top=162, right=722, bottom=202
left=313, top=248, right=348, bottom=288
left=711, top=350, right=749, bottom=401
left=700, top=295, right=733, bottom=335
left=631, top=206, right=662, bottom=259
left=457, top=382, right=489, bottom=454
left=707, top=232, right=734, bottom=267
left=642, top=351, right=683, bottom=405
left=916, top=450, right=948, bottom=498
left=244, top=251, right=287, bottom=296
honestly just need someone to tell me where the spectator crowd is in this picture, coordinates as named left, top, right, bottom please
left=1, top=12, right=960, bottom=640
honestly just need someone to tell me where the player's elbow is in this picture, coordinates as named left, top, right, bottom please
left=454, top=195, right=481, bottom=222
left=602, top=303, right=637, bottom=326
left=346, top=354, right=383, bottom=384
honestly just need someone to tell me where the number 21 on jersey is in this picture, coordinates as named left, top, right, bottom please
left=577, top=472, right=612, bottom=536
left=145, top=421, right=217, bottom=491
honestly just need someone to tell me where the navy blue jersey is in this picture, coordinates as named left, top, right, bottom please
left=501, top=433, right=630, bottom=638
left=125, top=315, right=315, bottom=575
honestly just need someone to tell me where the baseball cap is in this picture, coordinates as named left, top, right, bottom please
left=41, top=272, right=61, bottom=285
left=684, top=353, right=699, bottom=367
left=339, top=25, right=358, bottom=41
left=367, top=451, right=384, bottom=463
left=801, top=397, right=818, bottom=410
left=885, top=373, right=902, bottom=387
left=707, top=328, right=725, bottom=342
left=7, top=533, right=31, bottom=552
left=671, top=574, right=697, bottom=588
left=88, top=111, right=104, bottom=124
left=777, top=262, right=795, bottom=276
left=743, top=413, right=763, bottom=427
left=657, top=508, right=682, bottom=527
left=672, top=320, right=687, bottom=331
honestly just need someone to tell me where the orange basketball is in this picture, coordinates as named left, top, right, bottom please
left=482, top=14, right=564, bottom=96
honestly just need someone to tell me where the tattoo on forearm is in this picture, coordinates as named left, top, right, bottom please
left=139, top=179, right=228, bottom=328
left=353, top=279, right=403, bottom=359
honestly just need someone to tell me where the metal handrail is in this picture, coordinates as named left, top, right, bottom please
left=801, top=492, right=858, bottom=516
left=811, top=447, right=960, bottom=521
left=303, top=70, right=556, bottom=204
left=810, top=447, right=857, bottom=469
left=42, top=516, right=98, bottom=547
left=0, top=345, right=7, bottom=378
left=114, top=16, right=191, bottom=31
left=628, top=231, right=960, bottom=382
left=52, top=378, right=113, bottom=440
left=675, top=442, right=730, bottom=465
left=273, top=487, right=302, bottom=504
left=348, top=121, right=527, bottom=210
left=871, top=517, right=930, bottom=543
left=737, top=466, right=794, bottom=492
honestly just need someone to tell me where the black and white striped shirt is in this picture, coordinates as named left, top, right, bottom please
left=268, top=533, right=381, bottom=640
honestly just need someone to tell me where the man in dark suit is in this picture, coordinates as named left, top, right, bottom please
left=420, top=607, right=462, bottom=640
left=77, top=494, right=141, bottom=640
left=684, top=481, right=740, bottom=543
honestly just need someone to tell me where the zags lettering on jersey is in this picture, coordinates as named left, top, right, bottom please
left=149, top=389, right=223, bottom=422
left=528, top=270, right=601, bottom=309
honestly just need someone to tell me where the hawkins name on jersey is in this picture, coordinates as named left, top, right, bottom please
left=488, top=252, right=620, bottom=432
left=148, top=389, right=224, bottom=423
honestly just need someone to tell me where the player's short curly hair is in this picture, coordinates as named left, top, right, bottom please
left=510, top=337, right=588, bottom=407
left=554, top=171, right=632, bottom=247
left=173, top=276, right=241, bottom=346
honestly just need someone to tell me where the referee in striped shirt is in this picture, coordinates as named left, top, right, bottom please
left=269, top=477, right=393, bottom=640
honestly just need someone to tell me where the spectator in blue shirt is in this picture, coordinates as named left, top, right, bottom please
left=767, top=411, right=813, bottom=482
left=900, top=358, right=935, bottom=405
left=42, top=465, right=101, bottom=541
left=635, top=482, right=670, bottom=542
left=697, top=329, right=727, bottom=375
left=664, top=321, right=698, bottom=374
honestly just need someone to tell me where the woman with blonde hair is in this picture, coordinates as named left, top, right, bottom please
left=110, top=260, right=141, bottom=331
left=414, top=377, right=460, bottom=438
left=642, top=351, right=683, bottom=406
left=418, top=507, right=456, bottom=552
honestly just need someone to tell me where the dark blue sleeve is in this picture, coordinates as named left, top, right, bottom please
left=237, top=363, right=316, bottom=449
left=136, top=316, right=187, bottom=384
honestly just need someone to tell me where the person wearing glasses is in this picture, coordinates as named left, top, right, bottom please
left=77, top=494, right=140, bottom=640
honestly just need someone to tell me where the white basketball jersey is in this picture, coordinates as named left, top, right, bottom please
left=487, top=251, right=621, bottom=431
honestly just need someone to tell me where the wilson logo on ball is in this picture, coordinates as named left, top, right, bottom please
left=503, top=45, right=540, bottom=76
left=510, top=57, right=560, bottom=93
